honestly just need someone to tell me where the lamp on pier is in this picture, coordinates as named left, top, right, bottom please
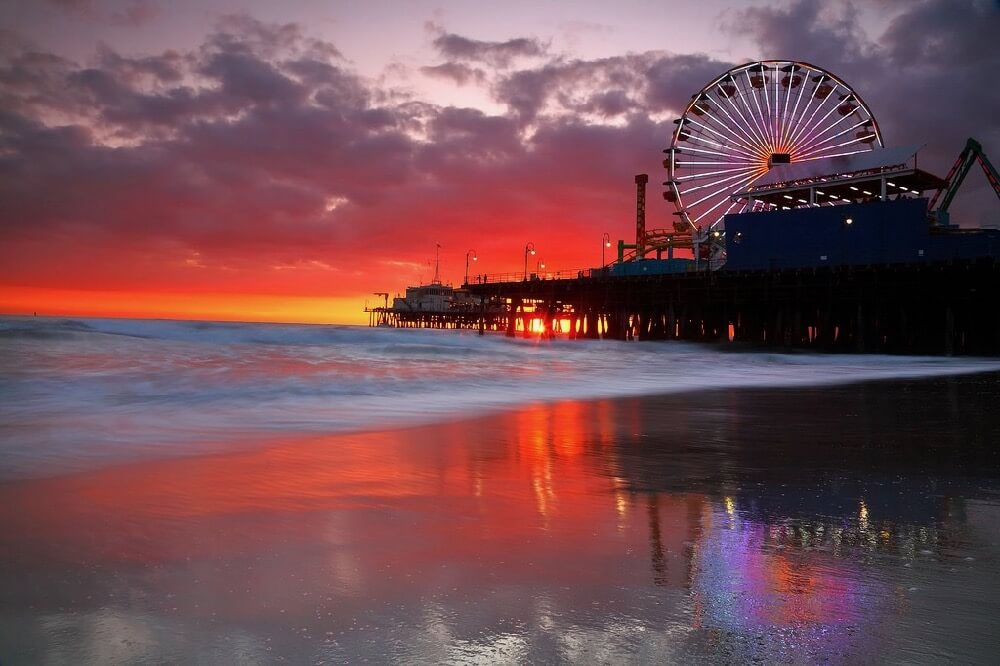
left=602, top=232, right=611, bottom=266
left=523, top=242, right=536, bottom=281
left=465, top=249, right=478, bottom=284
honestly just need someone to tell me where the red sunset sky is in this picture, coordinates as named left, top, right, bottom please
left=1, top=0, right=997, bottom=324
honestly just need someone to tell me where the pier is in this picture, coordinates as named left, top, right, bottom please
left=462, top=258, right=1000, bottom=355
left=366, top=62, right=1000, bottom=356
left=365, top=256, right=1000, bottom=355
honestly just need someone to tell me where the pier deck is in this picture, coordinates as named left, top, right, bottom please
left=451, top=259, right=1000, bottom=355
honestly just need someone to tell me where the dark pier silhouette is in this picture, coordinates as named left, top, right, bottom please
left=460, top=258, right=1000, bottom=355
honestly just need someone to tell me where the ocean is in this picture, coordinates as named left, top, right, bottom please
left=2, top=316, right=1000, bottom=663
left=4, top=315, right=1000, bottom=480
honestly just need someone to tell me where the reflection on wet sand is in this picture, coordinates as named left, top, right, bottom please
left=2, top=376, right=1000, bottom=662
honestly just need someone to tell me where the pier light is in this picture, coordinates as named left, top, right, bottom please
left=602, top=232, right=611, bottom=266
left=844, top=216, right=854, bottom=226
left=465, top=249, right=478, bottom=284
left=523, top=242, right=536, bottom=281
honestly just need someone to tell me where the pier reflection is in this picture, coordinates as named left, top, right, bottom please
left=2, top=377, right=1000, bottom=662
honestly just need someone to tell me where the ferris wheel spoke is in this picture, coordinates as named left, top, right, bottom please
left=714, top=90, right=770, bottom=156
left=780, top=66, right=807, bottom=152
left=798, top=115, right=868, bottom=154
left=788, top=100, right=845, bottom=159
left=795, top=111, right=873, bottom=159
left=675, top=165, right=762, bottom=182
left=783, top=72, right=823, bottom=151
left=772, top=62, right=782, bottom=150
left=795, top=147, right=873, bottom=162
left=759, top=67, right=773, bottom=147
left=686, top=169, right=765, bottom=211
left=682, top=131, right=763, bottom=163
left=680, top=168, right=760, bottom=195
left=680, top=130, right=729, bottom=151
left=762, top=63, right=778, bottom=149
left=779, top=65, right=799, bottom=150
left=722, top=72, right=770, bottom=149
left=690, top=171, right=766, bottom=224
left=798, top=102, right=866, bottom=147
left=675, top=160, right=757, bottom=166
left=674, top=144, right=752, bottom=160
left=742, top=71, right=774, bottom=152
left=795, top=134, right=878, bottom=162
left=699, top=90, right=767, bottom=152
left=796, top=82, right=839, bottom=150
left=785, top=80, right=842, bottom=149
left=686, top=118, right=753, bottom=154
left=687, top=110, right=765, bottom=159
left=795, top=118, right=872, bottom=160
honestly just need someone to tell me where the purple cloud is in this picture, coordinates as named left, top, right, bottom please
left=427, top=23, right=547, bottom=68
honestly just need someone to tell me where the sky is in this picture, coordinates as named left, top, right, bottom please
left=1, top=0, right=998, bottom=324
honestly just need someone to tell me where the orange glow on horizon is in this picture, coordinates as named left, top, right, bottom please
left=0, top=286, right=369, bottom=325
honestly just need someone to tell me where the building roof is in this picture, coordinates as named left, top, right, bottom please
left=732, top=145, right=947, bottom=210
left=754, top=145, right=921, bottom=189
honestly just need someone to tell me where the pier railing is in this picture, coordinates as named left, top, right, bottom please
left=466, top=267, right=607, bottom=285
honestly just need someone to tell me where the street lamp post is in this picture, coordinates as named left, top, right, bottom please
left=602, top=232, right=611, bottom=266
left=465, top=249, right=477, bottom=284
left=536, top=258, right=545, bottom=278
left=523, top=242, right=536, bottom=280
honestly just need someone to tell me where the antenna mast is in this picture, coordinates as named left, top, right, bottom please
left=432, top=243, right=442, bottom=285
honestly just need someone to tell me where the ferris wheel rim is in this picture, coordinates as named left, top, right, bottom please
left=665, top=60, right=883, bottom=239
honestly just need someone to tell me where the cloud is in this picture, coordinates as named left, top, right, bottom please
left=420, top=62, right=486, bottom=87
left=43, top=0, right=160, bottom=26
left=493, top=53, right=732, bottom=123
left=109, top=0, right=160, bottom=27
left=0, top=16, right=424, bottom=294
left=426, top=22, right=547, bottom=68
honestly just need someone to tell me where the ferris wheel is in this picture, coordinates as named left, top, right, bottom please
left=664, top=61, right=883, bottom=242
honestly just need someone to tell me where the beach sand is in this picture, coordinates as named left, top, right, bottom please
left=2, top=373, right=1000, bottom=663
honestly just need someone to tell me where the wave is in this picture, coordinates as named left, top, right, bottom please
left=0, top=317, right=97, bottom=340
left=3, top=315, right=1000, bottom=479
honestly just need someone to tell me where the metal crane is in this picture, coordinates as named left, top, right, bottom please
left=929, top=138, right=1000, bottom=225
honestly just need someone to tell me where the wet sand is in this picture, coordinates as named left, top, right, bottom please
left=2, top=373, right=1000, bottom=663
